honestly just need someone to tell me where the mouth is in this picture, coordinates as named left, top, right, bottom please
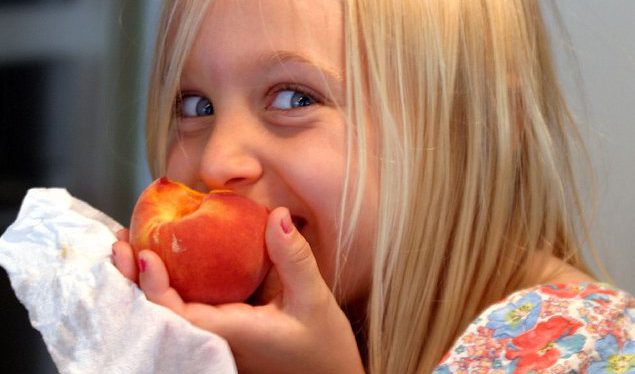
left=291, top=215, right=307, bottom=232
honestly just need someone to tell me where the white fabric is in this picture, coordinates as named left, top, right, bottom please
left=0, top=188, right=237, bottom=374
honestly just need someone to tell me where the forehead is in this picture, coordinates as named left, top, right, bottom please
left=202, top=0, right=341, bottom=44
left=185, top=0, right=343, bottom=77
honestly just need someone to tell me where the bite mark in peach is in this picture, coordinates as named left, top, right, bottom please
left=129, top=177, right=271, bottom=305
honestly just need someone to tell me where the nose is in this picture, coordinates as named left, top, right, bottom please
left=198, top=115, right=263, bottom=191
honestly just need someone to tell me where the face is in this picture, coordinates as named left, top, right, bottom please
left=165, top=0, right=376, bottom=309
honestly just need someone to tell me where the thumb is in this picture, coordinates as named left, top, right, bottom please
left=265, top=207, right=329, bottom=309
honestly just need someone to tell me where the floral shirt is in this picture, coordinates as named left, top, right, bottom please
left=433, top=282, right=635, bottom=373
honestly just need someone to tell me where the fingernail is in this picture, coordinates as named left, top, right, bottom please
left=280, top=212, right=294, bottom=235
left=138, top=257, right=147, bottom=273
left=111, top=246, right=117, bottom=260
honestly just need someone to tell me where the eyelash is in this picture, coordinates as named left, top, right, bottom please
left=176, top=94, right=211, bottom=118
left=267, top=83, right=324, bottom=109
left=175, top=83, right=324, bottom=115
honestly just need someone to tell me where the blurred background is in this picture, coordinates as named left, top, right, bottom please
left=0, top=0, right=633, bottom=372
left=0, top=1, right=157, bottom=372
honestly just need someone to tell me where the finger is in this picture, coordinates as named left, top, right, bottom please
left=180, top=301, right=258, bottom=340
left=137, top=250, right=187, bottom=315
left=115, top=228, right=129, bottom=242
left=265, top=207, right=329, bottom=309
left=136, top=251, right=250, bottom=339
left=248, top=267, right=282, bottom=306
left=111, top=240, right=137, bottom=283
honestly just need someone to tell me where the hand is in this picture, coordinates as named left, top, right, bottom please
left=112, top=207, right=365, bottom=374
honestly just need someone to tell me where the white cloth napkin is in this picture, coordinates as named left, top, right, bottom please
left=0, top=188, right=237, bottom=374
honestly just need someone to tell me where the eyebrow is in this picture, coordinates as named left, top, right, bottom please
left=257, top=50, right=344, bottom=86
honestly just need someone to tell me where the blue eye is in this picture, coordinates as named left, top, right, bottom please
left=180, top=95, right=214, bottom=117
left=271, top=90, right=316, bottom=110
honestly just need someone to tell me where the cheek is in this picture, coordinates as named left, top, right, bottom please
left=293, top=157, right=344, bottom=244
left=284, top=141, right=347, bottom=286
left=164, top=136, right=203, bottom=184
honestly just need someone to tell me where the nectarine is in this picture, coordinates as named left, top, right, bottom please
left=129, top=177, right=270, bottom=305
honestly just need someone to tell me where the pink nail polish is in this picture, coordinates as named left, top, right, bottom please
left=138, top=257, right=147, bottom=273
left=280, top=214, right=294, bottom=234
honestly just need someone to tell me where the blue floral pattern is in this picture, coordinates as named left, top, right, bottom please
left=434, top=282, right=635, bottom=373
left=486, top=292, right=542, bottom=338
left=587, top=334, right=635, bottom=373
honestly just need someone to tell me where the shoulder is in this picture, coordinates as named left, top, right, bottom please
left=433, top=282, right=635, bottom=373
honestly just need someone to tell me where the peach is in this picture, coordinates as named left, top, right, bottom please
left=129, top=177, right=270, bottom=305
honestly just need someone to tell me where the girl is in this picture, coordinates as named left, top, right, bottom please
left=112, top=1, right=634, bottom=373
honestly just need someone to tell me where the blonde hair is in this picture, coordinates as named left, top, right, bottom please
left=146, top=1, right=596, bottom=373
left=344, top=1, right=596, bottom=372
left=146, top=0, right=210, bottom=175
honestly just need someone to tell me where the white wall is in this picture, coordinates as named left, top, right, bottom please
left=548, top=1, right=635, bottom=293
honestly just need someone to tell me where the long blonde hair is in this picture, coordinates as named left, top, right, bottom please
left=146, top=1, right=596, bottom=373
left=146, top=0, right=209, bottom=175
left=343, top=1, right=595, bottom=372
